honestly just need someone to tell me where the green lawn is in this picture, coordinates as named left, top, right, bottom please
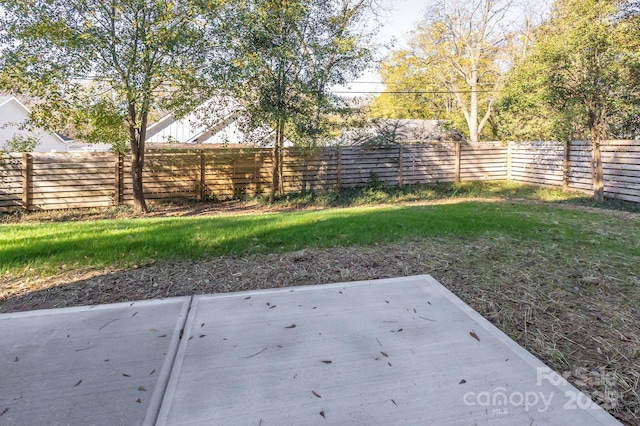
left=2, top=200, right=639, bottom=279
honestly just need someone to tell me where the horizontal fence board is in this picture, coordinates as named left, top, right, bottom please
left=601, top=164, right=640, bottom=172
left=569, top=183, right=593, bottom=191
left=511, top=176, right=565, bottom=187
left=606, top=192, right=640, bottom=203
left=32, top=168, right=114, bottom=177
left=603, top=174, right=640, bottom=184
left=31, top=160, right=114, bottom=169
left=33, top=201, right=114, bottom=210
left=0, top=193, right=21, bottom=200
left=510, top=154, right=564, bottom=162
left=0, top=195, right=21, bottom=202
left=2, top=141, right=640, bottom=211
left=511, top=174, right=564, bottom=185
left=29, top=173, right=116, bottom=182
left=31, top=190, right=113, bottom=200
left=30, top=179, right=114, bottom=188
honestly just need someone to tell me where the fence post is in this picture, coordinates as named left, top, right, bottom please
left=336, top=146, right=342, bottom=190
left=454, top=142, right=461, bottom=183
left=563, top=141, right=570, bottom=191
left=21, top=152, right=32, bottom=211
left=114, top=152, right=123, bottom=206
left=507, top=142, right=512, bottom=181
left=198, top=149, right=205, bottom=200
left=398, top=145, right=403, bottom=186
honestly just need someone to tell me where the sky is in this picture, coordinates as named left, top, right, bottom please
left=332, top=0, right=427, bottom=96
left=332, top=0, right=553, bottom=97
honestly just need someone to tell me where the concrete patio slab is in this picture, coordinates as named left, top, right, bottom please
left=157, top=275, right=619, bottom=425
left=0, top=297, right=190, bottom=426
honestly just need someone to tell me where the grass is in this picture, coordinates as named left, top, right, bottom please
left=257, top=180, right=593, bottom=207
left=6, top=180, right=639, bottom=226
left=1, top=197, right=639, bottom=279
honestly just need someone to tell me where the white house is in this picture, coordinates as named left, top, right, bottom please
left=66, top=141, right=112, bottom=152
left=146, top=100, right=291, bottom=148
left=0, top=95, right=69, bottom=152
left=1, top=95, right=293, bottom=152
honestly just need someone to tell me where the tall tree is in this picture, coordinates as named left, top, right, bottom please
left=496, top=0, right=640, bottom=201
left=372, top=0, right=519, bottom=142
left=0, top=0, right=226, bottom=213
left=217, top=0, right=376, bottom=202
left=369, top=49, right=459, bottom=122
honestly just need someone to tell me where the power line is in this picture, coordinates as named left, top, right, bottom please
left=329, top=89, right=496, bottom=94
left=343, top=81, right=497, bottom=86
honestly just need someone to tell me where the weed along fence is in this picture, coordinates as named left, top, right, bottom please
left=0, top=141, right=638, bottom=211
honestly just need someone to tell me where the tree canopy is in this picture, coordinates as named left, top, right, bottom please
left=0, top=0, right=228, bottom=212
left=216, top=0, right=377, bottom=201
left=497, top=0, right=639, bottom=140
left=371, top=0, right=521, bottom=142
left=1, top=0, right=377, bottom=207
left=495, top=0, right=640, bottom=200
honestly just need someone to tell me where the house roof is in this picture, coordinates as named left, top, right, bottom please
left=0, top=95, right=14, bottom=107
left=341, top=119, right=463, bottom=146
left=375, top=119, right=463, bottom=142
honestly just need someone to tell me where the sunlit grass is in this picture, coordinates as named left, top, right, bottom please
left=1, top=200, right=638, bottom=279
left=258, top=180, right=591, bottom=208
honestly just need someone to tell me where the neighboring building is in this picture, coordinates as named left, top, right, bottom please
left=67, top=141, right=112, bottom=152
left=339, top=119, right=464, bottom=146
left=145, top=101, right=291, bottom=148
left=0, top=95, right=69, bottom=152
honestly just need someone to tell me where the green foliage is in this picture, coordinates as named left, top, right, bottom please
left=255, top=180, right=588, bottom=208
left=496, top=0, right=640, bottom=141
left=1, top=0, right=215, bottom=136
left=66, top=87, right=130, bottom=153
left=370, top=50, right=457, bottom=121
left=209, top=0, right=376, bottom=200
left=0, top=0, right=230, bottom=211
left=371, top=0, right=520, bottom=142
left=2, top=132, right=40, bottom=152
left=218, top=0, right=376, bottom=146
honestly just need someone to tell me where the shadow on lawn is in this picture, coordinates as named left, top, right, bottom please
left=1, top=202, right=578, bottom=276
left=3, top=199, right=639, bottom=311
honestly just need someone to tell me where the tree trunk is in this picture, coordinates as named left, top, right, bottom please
left=278, top=129, right=284, bottom=196
left=128, top=104, right=148, bottom=214
left=591, top=138, right=604, bottom=202
left=468, top=67, right=480, bottom=143
left=269, top=118, right=284, bottom=204
left=588, top=113, right=604, bottom=202
left=131, top=152, right=147, bottom=213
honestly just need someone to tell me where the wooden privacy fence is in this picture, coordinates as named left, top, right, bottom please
left=0, top=140, right=638, bottom=211
left=507, top=140, right=640, bottom=202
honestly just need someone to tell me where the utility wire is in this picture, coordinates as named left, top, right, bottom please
left=329, top=89, right=496, bottom=94
left=342, top=81, right=498, bottom=86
